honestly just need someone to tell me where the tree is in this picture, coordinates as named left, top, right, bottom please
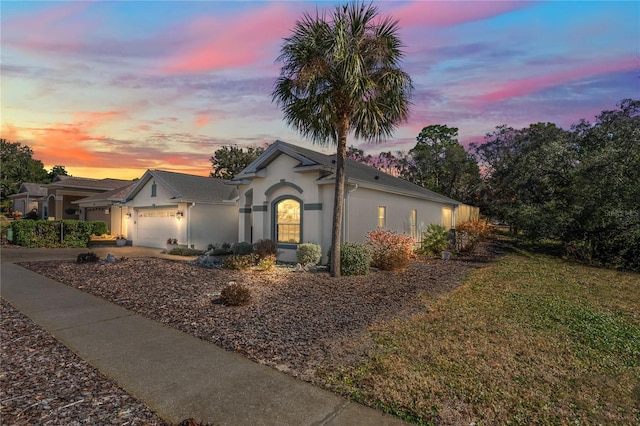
left=403, top=125, right=481, bottom=204
left=272, top=2, right=412, bottom=276
left=48, top=165, right=70, bottom=181
left=210, top=145, right=265, bottom=180
left=0, top=139, right=48, bottom=200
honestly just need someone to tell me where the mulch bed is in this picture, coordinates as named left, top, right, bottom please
left=4, top=244, right=495, bottom=423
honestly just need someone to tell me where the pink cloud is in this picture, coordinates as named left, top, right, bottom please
left=195, top=114, right=211, bottom=129
left=389, top=1, right=532, bottom=27
left=477, top=58, right=638, bottom=103
left=163, top=3, right=299, bottom=73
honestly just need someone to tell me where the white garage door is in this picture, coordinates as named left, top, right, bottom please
left=135, top=209, right=178, bottom=248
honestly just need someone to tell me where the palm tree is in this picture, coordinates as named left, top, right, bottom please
left=272, top=2, right=412, bottom=277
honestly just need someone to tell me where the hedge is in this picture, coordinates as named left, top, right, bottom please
left=11, top=220, right=95, bottom=248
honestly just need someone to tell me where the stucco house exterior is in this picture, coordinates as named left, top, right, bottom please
left=8, top=182, right=48, bottom=218
left=231, top=140, right=479, bottom=262
left=73, top=182, right=137, bottom=234
left=45, top=176, right=133, bottom=221
left=121, top=169, right=239, bottom=250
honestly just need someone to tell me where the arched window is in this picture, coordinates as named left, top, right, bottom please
left=275, top=198, right=301, bottom=244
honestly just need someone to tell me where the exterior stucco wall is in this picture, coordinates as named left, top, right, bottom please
left=188, top=203, right=238, bottom=250
left=128, top=178, right=176, bottom=208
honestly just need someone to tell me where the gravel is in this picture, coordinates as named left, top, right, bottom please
left=5, top=245, right=494, bottom=423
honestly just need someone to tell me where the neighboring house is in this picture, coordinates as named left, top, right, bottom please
left=8, top=182, right=48, bottom=218
left=231, top=140, right=479, bottom=262
left=73, top=182, right=137, bottom=234
left=122, top=169, right=239, bottom=250
left=46, top=176, right=133, bottom=221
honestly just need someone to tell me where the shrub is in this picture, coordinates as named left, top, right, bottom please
left=418, top=224, right=449, bottom=256
left=366, top=229, right=414, bottom=271
left=223, top=254, right=257, bottom=270
left=232, top=241, right=254, bottom=255
left=12, top=219, right=92, bottom=248
left=340, top=243, right=371, bottom=276
left=297, top=243, right=322, bottom=266
left=454, top=219, right=492, bottom=252
left=255, top=254, right=277, bottom=271
left=89, top=221, right=108, bottom=236
left=168, top=248, right=204, bottom=256
left=254, top=239, right=277, bottom=259
left=220, top=282, right=251, bottom=306
left=206, top=242, right=233, bottom=256
left=77, top=252, right=99, bottom=263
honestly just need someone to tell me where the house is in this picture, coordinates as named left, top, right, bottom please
left=121, top=169, right=239, bottom=250
left=73, top=181, right=137, bottom=234
left=8, top=182, right=48, bottom=218
left=45, top=176, right=134, bottom=221
left=231, top=140, right=479, bottom=262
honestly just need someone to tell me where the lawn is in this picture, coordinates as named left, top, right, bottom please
left=326, top=243, right=640, bottom=425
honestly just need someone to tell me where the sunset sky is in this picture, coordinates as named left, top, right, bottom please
left=1, top=1, right=638, bottom=180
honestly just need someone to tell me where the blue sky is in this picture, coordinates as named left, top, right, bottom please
left=1, top=0, right=638, bottom=179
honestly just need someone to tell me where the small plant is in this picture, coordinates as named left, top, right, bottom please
left=167, top=238, right=177, bottom=244
left=254, top=239, right=278, bottom=259
left=220, top=282, right=251, bottom=306
left=366, top=229, right=414, bottom=271
left=297, top=243, right=322, bottom=266
left=77, top=252, right=99, bottom=263
left=339, top=242, right=371, bottom=276
left=232, top=241, right=254, bottom=255
left=418, top=224, right=449, bottom=256
left=223, top=254, right=257, bottom=270
left=168, top=248, right=204, bottom=256
left=255, top=254, right=276, bottom=271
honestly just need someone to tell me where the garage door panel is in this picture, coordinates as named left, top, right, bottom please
left=136, top=209, right=177, bottom=248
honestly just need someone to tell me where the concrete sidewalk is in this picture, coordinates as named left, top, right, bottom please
left=0, top=253, right=407, bottom=425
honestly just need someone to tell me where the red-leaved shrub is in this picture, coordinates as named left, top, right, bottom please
left=455, top=220, right=492, bottom=252
left=366, top=229, right=415, bottom=271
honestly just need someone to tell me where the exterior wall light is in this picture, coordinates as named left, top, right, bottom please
left=176, top=211, right=183, bottom=221
left=125, top=212, right=132, bottom=219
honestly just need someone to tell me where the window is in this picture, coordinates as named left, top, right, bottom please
left=378, top=206, right=386, bottom=228
left=151, top=181, right=157, bottom=197
left=275, top=198, right=300, bottom=244
left=410, top=209, right=417, bottom=239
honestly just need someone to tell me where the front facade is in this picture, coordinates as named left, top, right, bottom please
left=232, top=140, right=479, bottom=262
left=8, top=183, right=48, bottom=218
left=74, top=182, right=137, bottom=234
left=122, top=170, right=239, bottom=250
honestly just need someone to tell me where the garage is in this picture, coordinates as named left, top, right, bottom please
left=135, top=209, right=180, bottom=248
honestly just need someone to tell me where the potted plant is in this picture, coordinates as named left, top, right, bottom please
left=166, top=238, right=178, bottom=251
left=116, top=235, right=127, bottom=247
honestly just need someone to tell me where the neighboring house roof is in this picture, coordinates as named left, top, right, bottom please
left=123, top=169, right=238, bottom=203
left=234, top=140, right=462, bottom=205
left=73, top=182, right=138, bottom=206
left=48, top=176, right=133, bottom=191
left=8, top=182, right=48, bottom=199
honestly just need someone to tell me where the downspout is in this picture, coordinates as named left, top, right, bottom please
left=187, top=202, right=196, bottom=248
left=343, top=184, right=359, bottom=243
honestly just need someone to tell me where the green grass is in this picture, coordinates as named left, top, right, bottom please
left=326, top=244, right=640, bottom=425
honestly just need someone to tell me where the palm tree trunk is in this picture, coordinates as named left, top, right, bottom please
left=330, top=120, right=349, bottom=277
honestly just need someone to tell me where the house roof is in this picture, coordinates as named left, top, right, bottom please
left=234, top=140, right=462, bottom=205
left=8, top=182, right=48, bottom=199
left=73, top=182, right=138, bottom=206
left=124, top=170, right=238, bottom=203
left=48, top=176, right=133, bottom=191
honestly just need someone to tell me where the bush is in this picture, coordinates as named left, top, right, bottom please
left=206, top=242, right=233, bottom=256
left=255, top=254, right=277, bottom=271
left=76, top=252, right=99, bottom=263
left=223, top=254, right=257, bottom=270
left=89, top=221, right=108, bottom=236
left=254, top=239, right=277, bottom=259
left=232, top=241, right=254, bottom=255
left=168, top=248, right=204, bottom=256
left=220, top=282, right=251, bottom=306
left=339, top=243, right=371, bottom=276
left=366, top=229, right=414, bottom=271
left=454, top=220, right=492, bottom=252
left=297, top=243, right=322, bottom=266
left=418, top=224, right=449, bottom=256
left=12, top=219, right=93, bottom=248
